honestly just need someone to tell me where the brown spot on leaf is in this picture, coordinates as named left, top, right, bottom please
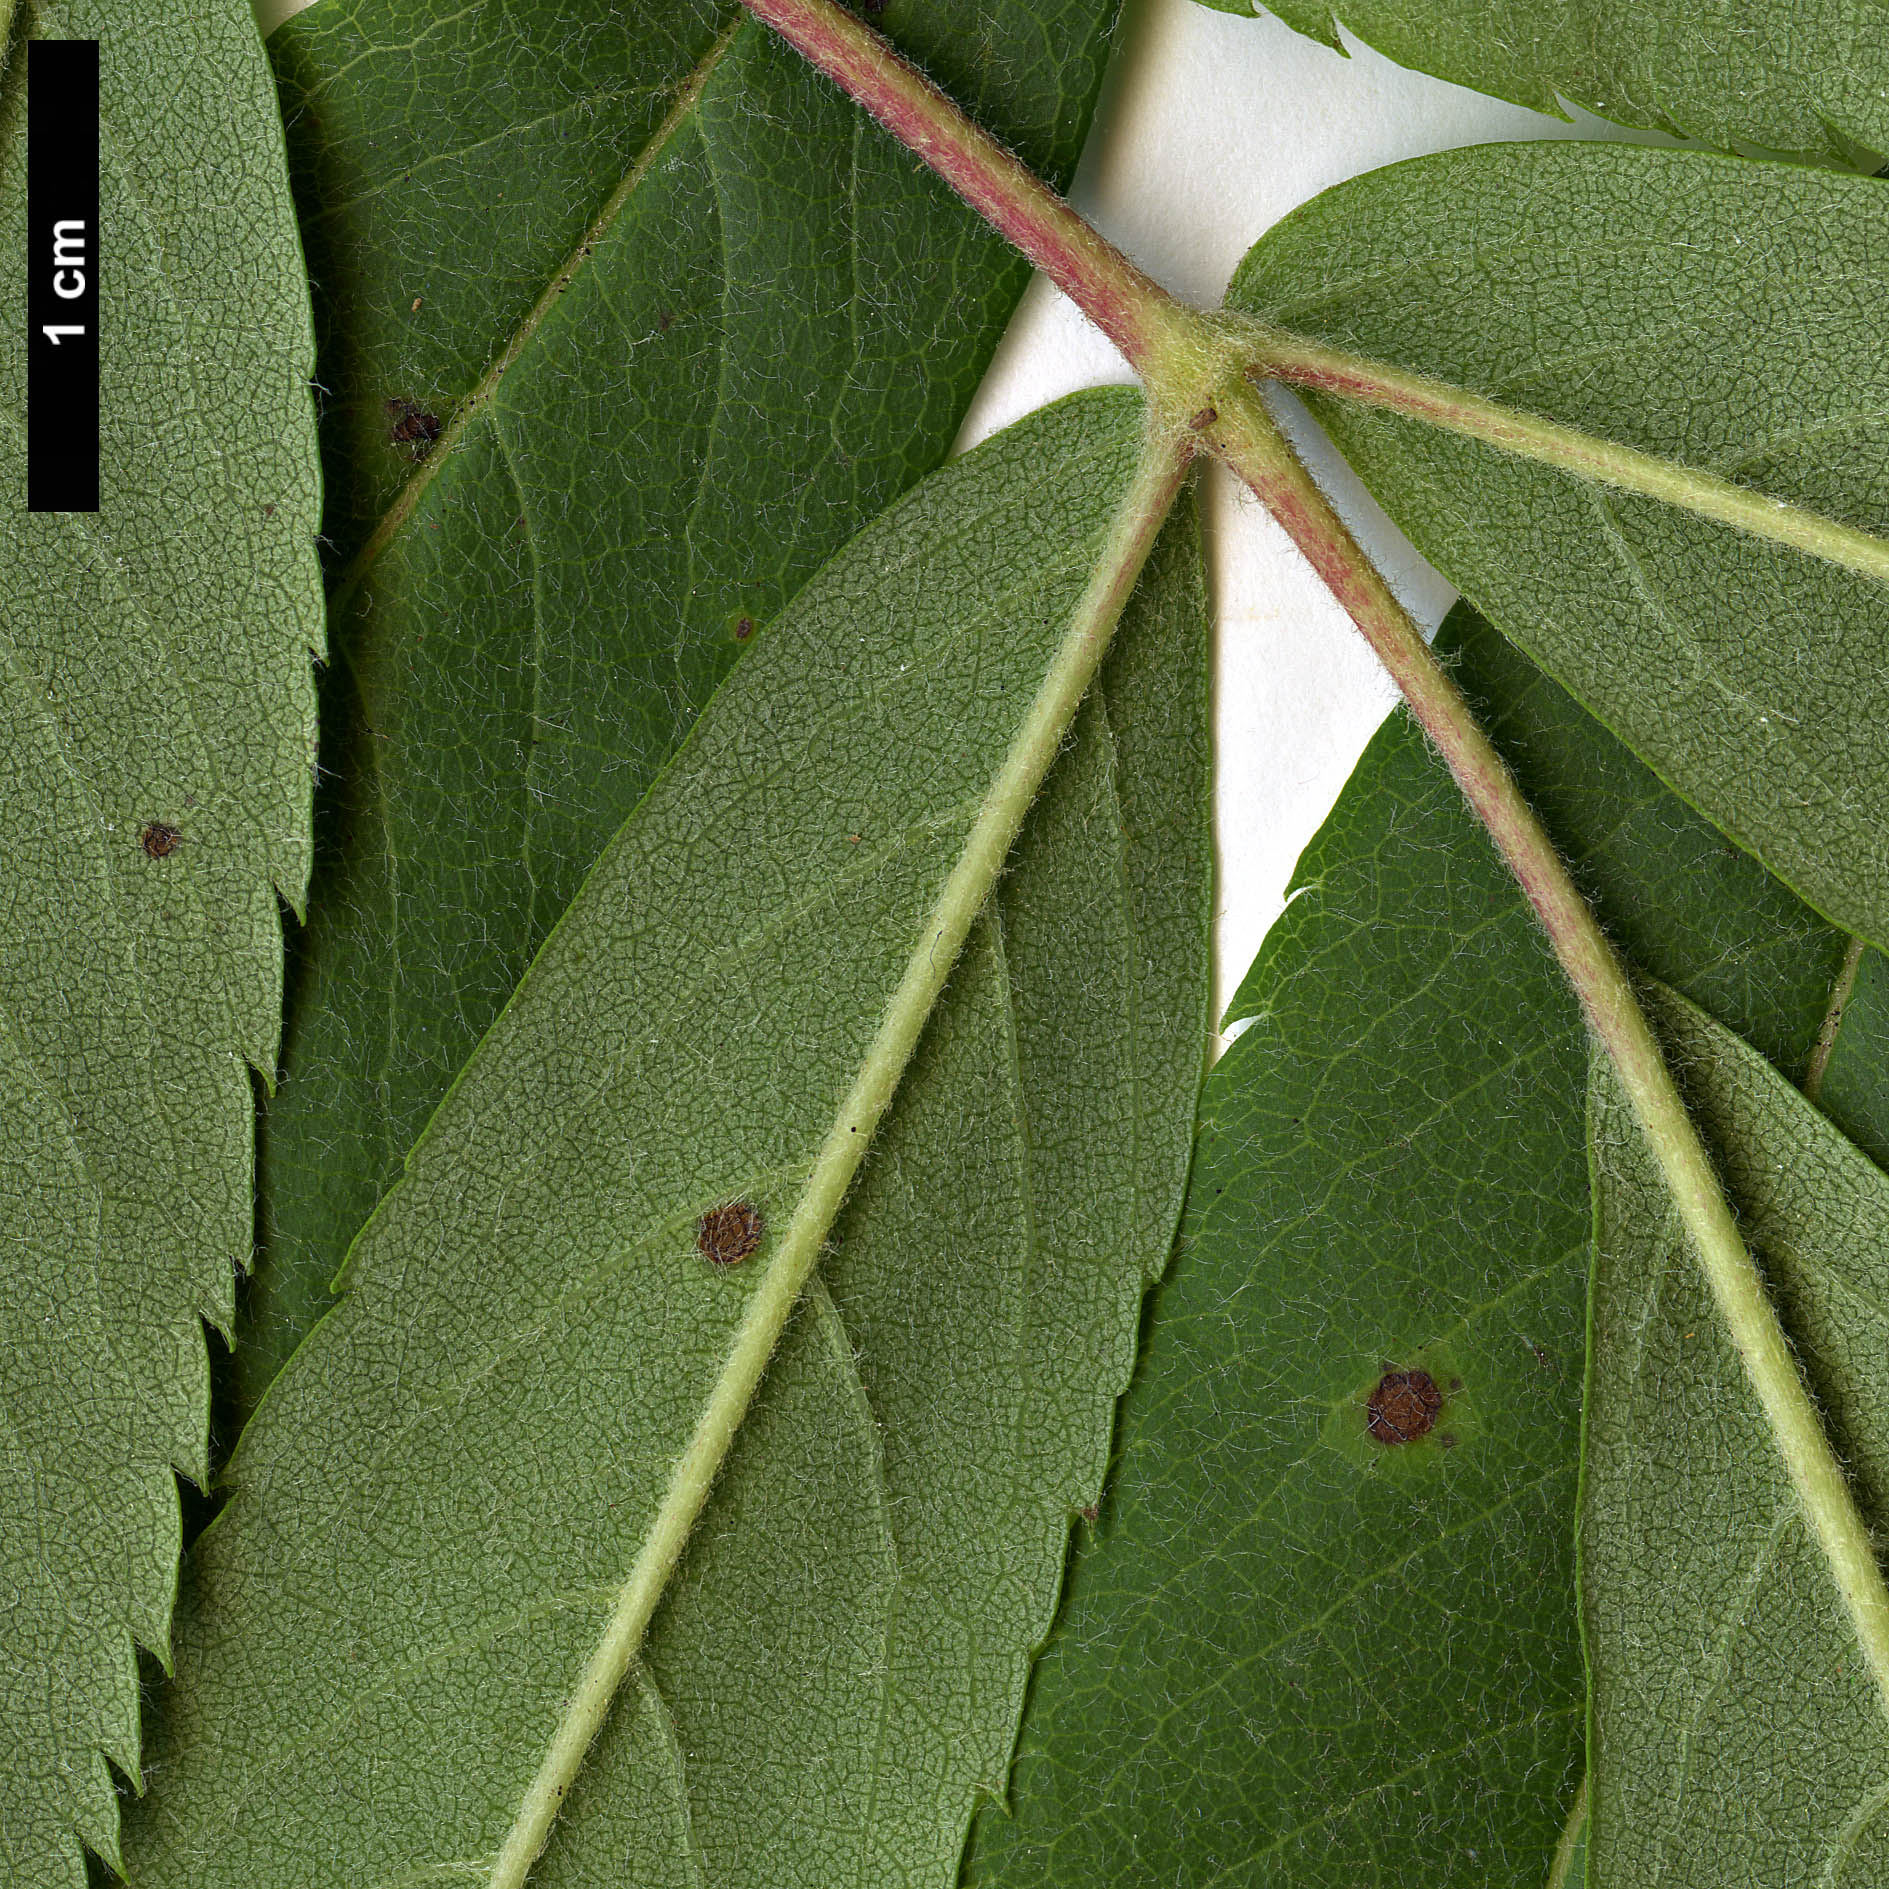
left=734, top=616, right=756, bottom=641
left=140, top=822, right=182, bottom=860
left=1188, top=405, right=1219, bottom=430
left=386, top=398, right=441, bottom=452
left=1078, top=1503, right=1099, bottom=1522
left=1366, top=1368, right=1442, bottom=1446
left=658, top=310, right=675, bottom=333
left=697, top=1201, right=763, bottom=1267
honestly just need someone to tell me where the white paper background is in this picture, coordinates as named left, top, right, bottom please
left=260, top=0, right=1657, bottom=1030
left=949, top=0, right=1668, bottom=1035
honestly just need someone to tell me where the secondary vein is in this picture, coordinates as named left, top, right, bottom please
left=331, top=17, right=743, bottom=612
left=484, top=430, right=1192, bottom=1889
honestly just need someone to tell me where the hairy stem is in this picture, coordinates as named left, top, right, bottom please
left=488, top=433, right=1192, bottom=1888
left=1207, top=377, right=1889, bottom=1716
left=735, top=0, right=1210, bottom=383
left=1247, top=330, right=1889, bottom=588
left=732, top=0, right=1889, bottom=1721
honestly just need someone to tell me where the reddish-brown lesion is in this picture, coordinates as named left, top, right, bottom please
left=696, top=1201, right=764, bottom=1266
left=1366, top=1369, right=1443, bottom=1446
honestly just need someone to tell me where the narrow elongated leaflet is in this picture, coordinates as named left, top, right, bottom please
left=0, top=1, right=322, bottom=1879
left=244, top=0, right=1120, bottom=1419
left=126, top=390, right=1209, bottom=1887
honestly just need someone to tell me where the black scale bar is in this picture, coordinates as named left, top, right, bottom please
left=27, top=39, right=99, bottom=514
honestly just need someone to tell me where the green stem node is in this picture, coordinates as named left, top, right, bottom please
left=732, top=0, right=1889, bottom=1734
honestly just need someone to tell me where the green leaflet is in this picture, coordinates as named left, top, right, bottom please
left=0, top=1, right=319, bottom=1879
left=241, top=0, right=1116, bottom=1422
left=1230, top=142, right=1889, bottom=953
left=1585, top=987, right=1889, bottom=1884
left=964, top=605, right=1853, bottom=1886
left=1195, top=0, right=1889, bottom=163
left=123, top=389, right=1213, bottom=1886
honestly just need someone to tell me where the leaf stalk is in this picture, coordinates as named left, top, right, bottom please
left=487, top=431, right=1193, bottom=1888
left=1210, top=378, right=1889, bottom=1718
left=1243, top=327, right=1889, bottom=589
left=733, top=0, right=1889, bottom=1729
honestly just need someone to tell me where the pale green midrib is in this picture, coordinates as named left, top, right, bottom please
left=354, top=534, right=1097, bottom=1223
left=325, top=779, right=986, bottom=1302
left=1601, top=991, right=1889, bottom=1725
left=336, top=474, right=1078, bottom=966
left=330, top=16, right=744, bottom=609
left=1546, top=1776, right=1588, bottom=1889
left=1240, top=324, right=1889, bottom=589
left=416, top=795, right=979, bottom=1212
left=483, top=432, right=1191, bottom=1888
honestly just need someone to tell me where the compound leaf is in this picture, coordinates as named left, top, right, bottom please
left=124, top=389, right=1211, bottom=1887
left=244, top=0, right=1118, bottom=1419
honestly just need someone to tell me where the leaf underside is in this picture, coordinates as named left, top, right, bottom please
left=0, top=0, right=320, bottom=1878
left=1233, top=141, right=1889, bottom=954
left=1208, top=0, right=1889, bottom=163
left=966, top=606, right=1882, bottom=1886
left=124, top=389, right=1212, bottom=1887
left=1587, top=986, right=1889, bottom=1886
left=243, top=0, right=1118, bottom=1422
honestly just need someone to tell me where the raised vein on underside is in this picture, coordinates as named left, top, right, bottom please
left=1805, top=934, right=1869, bottom=1103
left=1244, top=324, right=1889, bottom=590
left=484, top=431, right=1192, bottom=1888
left=331, top=15, right=743, bottom=607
